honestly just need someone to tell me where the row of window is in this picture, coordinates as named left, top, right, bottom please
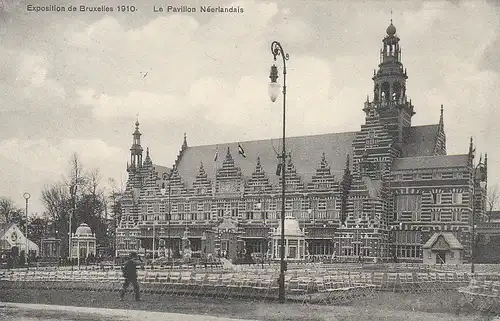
left=394, top=231, right=420, bottom=244
left=245, top=210, right=340, bottom=220
left=395, top=210, right=466, bottom=222
left=396, top=245, right=421, bottom=258
left=393, top=172, right=466, bottom=181
left=139, top=209, right=341, bottom=222
left=343, top=245, right=371, bottom=257
left=139, top=198, right=338, bottom=215
left=395, top=192, right=464, bottom=209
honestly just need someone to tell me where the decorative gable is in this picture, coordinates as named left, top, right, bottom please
left=432, top=235, right=450, bottom=250
left=244, top=157, right=273, bottom=195
left=279, top=155, right=304, bottom=192
left=309, top=153, right=337, bottom=191
left=168, top=166, right=188, bottom=196
left=191, top=162, right=213, bottom=196
left=216, top=147, right=243, bottom=194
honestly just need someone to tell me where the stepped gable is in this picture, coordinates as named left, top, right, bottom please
left=176, top=132, right=357, bottom=188
left=215, top=147, right=243, bottom=195
left=308, top=152, right=338, bottom=192
left=175, top=126, right=438, bottom=189
left=217, top=147, right=242, bottom=179
left=245, top=157, right=273, bottom=195
left=191, top=162, right=213, bottom=196
left=168, top=166, right=188, bottom=196
left=278, top=154, right=305, bottom=192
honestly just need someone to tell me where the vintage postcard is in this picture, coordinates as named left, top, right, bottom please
left=0, top=0, right=499, bottom=320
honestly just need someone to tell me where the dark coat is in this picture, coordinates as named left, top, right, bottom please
left=122, top=259, right=138, bottom=280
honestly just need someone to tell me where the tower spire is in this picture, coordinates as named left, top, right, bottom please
left=438, top=104, right=444, bottom=129
left=130, top=120, right=143, bottom=169
left=182, top=132, right=188, bottom=150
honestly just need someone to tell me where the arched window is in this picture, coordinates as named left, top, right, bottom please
left=393, top=82, right=401, bottom=101
left=374, top=84, right=379, bottom=101
left=381, top=82, right=390, bottom=101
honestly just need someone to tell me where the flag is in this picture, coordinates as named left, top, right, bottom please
left=238, top=143, right=246, bottom=158
left=276, top=163, right=282, bottom=176
left=214, top=148, right=218, bottom=162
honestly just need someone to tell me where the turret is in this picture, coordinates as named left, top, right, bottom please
left=129, top=120, right=143, bottom=171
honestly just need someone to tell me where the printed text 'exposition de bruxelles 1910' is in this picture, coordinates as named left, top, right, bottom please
left=25, top=4, right=244, bottom=13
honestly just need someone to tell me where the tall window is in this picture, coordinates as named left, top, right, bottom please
left=431, top=192, right=442, bottom=204
left=452, top=192, right=463, bottom=204
left=451, top=211, right=461, bottom=222
left=353, top=200, right=363, bottom=218
left=366, top=129, right=377, bottom=147
left=431, top=211, right=441, bottom=222
left=394, top=195, right=422, bottom=221
left=217, top=203, right=224, bottom=218
left=231, top=202, right=238, bottom=217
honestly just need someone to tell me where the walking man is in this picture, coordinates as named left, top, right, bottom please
left=119, top=252, right=141, bottom=301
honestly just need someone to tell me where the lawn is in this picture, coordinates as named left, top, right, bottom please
left=1, top=289, right=497, bottom=321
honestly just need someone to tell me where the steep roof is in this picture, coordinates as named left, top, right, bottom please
left=423, top=232, right=463, bottom=250
left=153, top=164, right=170, bottom=180
left=392, top=154, right=469, bottom=171
left=0, top=223, right=14, bottom=239
left=175, top=124, right=441, bottom=188
left=401, top=124, right=440, bottom=157
left=177, top=131, right=356, bottom=187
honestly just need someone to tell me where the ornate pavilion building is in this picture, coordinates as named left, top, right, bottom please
left=116, top=21, right=488, bottom=263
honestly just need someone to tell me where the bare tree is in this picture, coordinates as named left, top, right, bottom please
left=41, top=184, right=69, bottom=222
left=85, top=168, right=102, bottom=217
left=41, top=183, right=70, bottom=236
left=107, top=177, right=124, bottom=222
left=487, top=184, right=500, bottom=222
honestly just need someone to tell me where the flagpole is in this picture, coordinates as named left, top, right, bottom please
left=213, top=146, right=218, bottom=195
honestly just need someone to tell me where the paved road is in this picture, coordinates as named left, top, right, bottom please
left=0, top=302, right=255, bottom=321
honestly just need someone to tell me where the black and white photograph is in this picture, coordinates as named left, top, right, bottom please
left=1, top=0, right=500, bottom=320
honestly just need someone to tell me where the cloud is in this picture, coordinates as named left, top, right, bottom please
left=16, top=53, right=65, bottom=99
left=0, top=137, right=128, bottom=212
left=2, top=0, right=500, bottom=212
left=0, top=138, right=126, bottom=175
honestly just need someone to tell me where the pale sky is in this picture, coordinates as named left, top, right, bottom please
left=1, top=0, right=499, bottom=214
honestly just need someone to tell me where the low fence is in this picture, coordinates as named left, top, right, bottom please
left=458, top=278, right=500, bottom=314
left=0, top=265, right=472, bottom=304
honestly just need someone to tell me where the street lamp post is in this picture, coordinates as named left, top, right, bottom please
left=471, top=160, right=487, bottom=274
left=168, top=183, right=171, bottom=260
left=152, top=217, right=156, bottom=263
left=23, top=192, right=30, bottom=264
left=160, top=183, right=172, bottom=261
left=268, top=40, right=289, bottom=303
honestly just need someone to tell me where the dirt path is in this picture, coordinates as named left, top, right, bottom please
left=0, top=289, right=495, bottom=321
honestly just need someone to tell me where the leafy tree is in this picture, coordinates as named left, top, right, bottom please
left=27, top=215, right=49, bottom=247
left=0, top=197, right=20, bottom=224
